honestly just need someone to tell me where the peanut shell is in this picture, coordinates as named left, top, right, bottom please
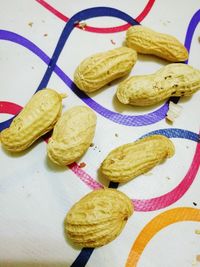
left=101, top=135, right=175, bottom=183
left=74, top=47, right=137, bottom=92
left=117, top=63, right=200, bottom=106
left=126, top=25, right=188, bottom=62
left=0, top=89, right=66, bottom=152
left=65, top=188, right=133, bottom=247
left=47, top=106, right=96, bottom=166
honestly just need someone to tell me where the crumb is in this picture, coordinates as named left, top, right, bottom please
left=196, top=255, right=200, bottom=262
left=31, top=66, right=34, bottom=69
left=195, top=229, right=200, bottom=234
left=166, top=176, right=171, bottom=180
left=193, top=202, right=197, bottom=206
left=115, top=133, right=119, bottom=137
left=78, top=22, right=87, bottom=30
left=90, top=143, right=94, bottom=147
left=111, top=39, right=116, bottom=45
left=166, top=101, right=182, bottom=123
left=186, top=145, right=189, bottom=149
left=28, top=22, right=33, bottom=27
left=198, top=36, right=200, bottom=43
left=79, top=162, right=86, bottom=168
left=43, top=33, right=48, bottom=37
left=99, top=150, right=101, bottom=153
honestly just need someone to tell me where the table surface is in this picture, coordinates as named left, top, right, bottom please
left=0, top=1, right=200, bottom=266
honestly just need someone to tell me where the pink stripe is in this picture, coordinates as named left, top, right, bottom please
left=1, top=101, right=199, bottom=211
left=136, top=0, right=155, bottom=22
left=67, top=137, right=200, bottom=211
left=69, top=162, right=103, bottom=190
left=0, top=101, right=22, bottom=115
left=0, top=102, right=103, bottom=189
left=133, top=139, right=200, bottom=211
left=36, top=0, right=68, bottom=22
left=35, top=0, right=156, bottom=33
left=67, top=137, right=200, bottom=210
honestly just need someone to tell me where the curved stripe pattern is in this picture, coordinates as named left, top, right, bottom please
left=35, top=0, right=156, bottom=33
left=1, top=100, right=199, bottom=265
left=142, top=128, right=199, bottom=142
left=0, top=5, right=199, bottom=267
left=1, top=10, right=199, bottom=129
left=0, top=6, right=170, bottom=129
left=69, top=128, right=199, bottom=212
left=126, top=207, right=200, bottom=267
left=133, top=133, right=200, bottom=211
left=184, top=9, right=200, bottom=61
left=1, top=102, right=199, bottom=213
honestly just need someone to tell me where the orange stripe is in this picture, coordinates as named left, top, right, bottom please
left=126, top=207, right=200, bottom=267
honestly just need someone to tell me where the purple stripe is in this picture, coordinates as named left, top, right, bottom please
left=0, top=29, right=168, bottom=127
left=184, top=9, right=200, bottom=63
left=1, top=10, right=199, bottom=128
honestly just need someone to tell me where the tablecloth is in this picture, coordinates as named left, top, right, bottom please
left=0, top=1, right=200, bottom=266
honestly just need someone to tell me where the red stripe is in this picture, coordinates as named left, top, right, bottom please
left=36, top=0, right=69, bottom=22
left=136, top=0, right=155, bottom=22
left=0, top=101, right=22, bottom=115
left=35, top=0, right=155, bottom=33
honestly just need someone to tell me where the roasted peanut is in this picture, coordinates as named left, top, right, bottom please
left=117, top=63, right=200, bottom=106
left=74, top=47, right=137, bottom=92
left=126, top=25, right=188, bottom=62
left=101, top=135, right=175, bottom=183
left=47, top=106, right=96, bottom=166
left=0, top=89, right=66, bottom=152
left=65, top=188, right=133, bottom=247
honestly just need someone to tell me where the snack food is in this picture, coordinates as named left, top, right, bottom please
left=101, top=135, right=175, bottom=183
left=0, top=89, right=66, bottom=152
left=47, top=106, right=96, bottom=166
left=116, top=63, right=200, bottom=106
left=126, top=25, right=188, bottom=62
left=65, top=188, right=133, bottom=247
left=74, top=47, right=137, bottom=92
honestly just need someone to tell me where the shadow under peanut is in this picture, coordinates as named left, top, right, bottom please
left=44, top=155, right=69, bottom=173
left=0, top=138, right=43, bottom=158
left=112, top=94, right=165, bottom=114
left=97, top=167, right=110, bottom=188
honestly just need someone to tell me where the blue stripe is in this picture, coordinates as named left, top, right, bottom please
left=37, top=7, right=138, bottom=91
left=142, top=128, right=199, bottom=142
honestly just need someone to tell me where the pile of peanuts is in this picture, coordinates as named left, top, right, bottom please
left=1, top=25, right=200, bottom=248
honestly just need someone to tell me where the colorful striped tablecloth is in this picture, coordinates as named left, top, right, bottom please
left=0, top=1, right=200, bottom=266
